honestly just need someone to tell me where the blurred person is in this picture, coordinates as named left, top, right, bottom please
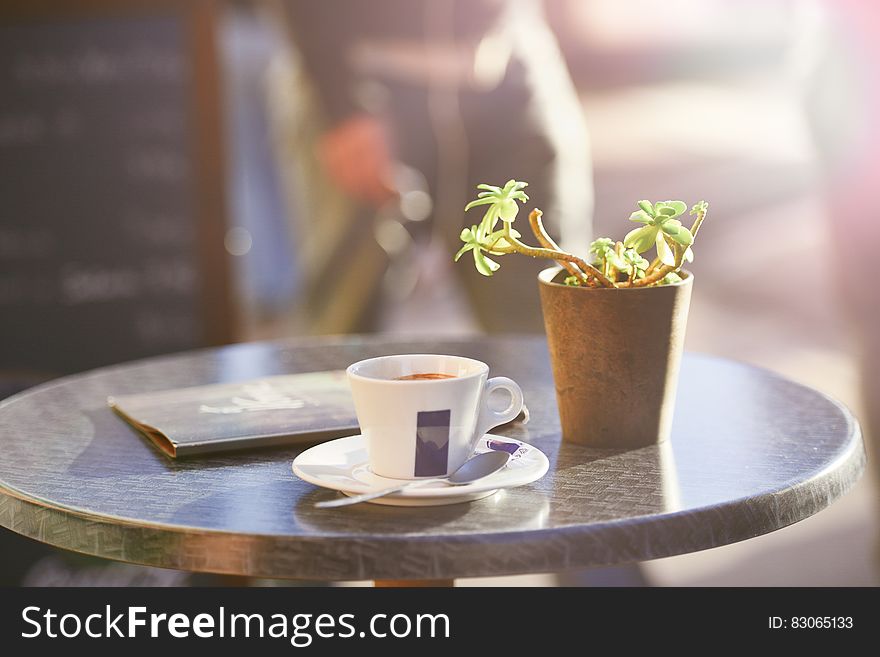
left=272, top=0, right=593, bottom=334
left=804, top=2, right=880, bottom=479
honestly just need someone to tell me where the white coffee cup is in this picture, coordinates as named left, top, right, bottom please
left=347, top=354, right=524, bottom=479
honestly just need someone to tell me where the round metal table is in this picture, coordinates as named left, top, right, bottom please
left=0, top=336, right=865, bottom=581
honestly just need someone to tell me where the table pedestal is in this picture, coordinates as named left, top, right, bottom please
left=374, top=579, right=454, bottom=587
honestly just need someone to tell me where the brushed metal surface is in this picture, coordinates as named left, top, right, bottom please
left=0, top=336, right=865, bottom=580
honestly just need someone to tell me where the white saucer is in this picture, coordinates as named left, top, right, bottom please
left=292, top=433, right=549, bottom=507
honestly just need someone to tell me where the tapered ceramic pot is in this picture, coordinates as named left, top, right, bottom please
left=538, top=266, right=693, bottom=448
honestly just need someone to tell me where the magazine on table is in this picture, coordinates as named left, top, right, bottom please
left=108, top=371, right=358, bottom=458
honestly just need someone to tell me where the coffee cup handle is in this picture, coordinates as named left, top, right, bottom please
left=475, top=377, right=524, bottom=442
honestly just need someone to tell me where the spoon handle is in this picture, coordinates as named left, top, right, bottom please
left=314, top=478, right=444, bottom=508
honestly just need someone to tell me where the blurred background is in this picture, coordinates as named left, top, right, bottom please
left=1, top=0, right=877, bottom=586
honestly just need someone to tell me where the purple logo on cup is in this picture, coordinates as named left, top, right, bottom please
left=487, top=438, right=520, bottom=455
left=414, top=410, right=451, bottom=476
left=487, top=437, right=529, bottom=463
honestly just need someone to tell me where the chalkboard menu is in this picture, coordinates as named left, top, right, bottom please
left=0, top=1, right=233, bottom=377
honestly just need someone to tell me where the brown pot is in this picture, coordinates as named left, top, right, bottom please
left=538, top=266, right=693, bottom=448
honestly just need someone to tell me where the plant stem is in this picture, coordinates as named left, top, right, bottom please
left=513, top=211, right=614, bottom=287
left=690, top=207, right=708, bottom=240
left=644, top=256, right=662, bottom=276
left=526, top=210, right=591, bottom=285
left=631, top=246, right=682, bottom=286
left=613, top=241, right=625, bottom=284
left=492, top=239, right=612, bottom=286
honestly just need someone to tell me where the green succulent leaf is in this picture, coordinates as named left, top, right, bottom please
left=623, top=248, right=649, bottom=269
left=659, top=219, right=682, bottom=236
left=606, top=250, right=629, bottom=272
left=589, top=237, right=615, bottom=255
left=497, top=198, right=520, bottom=222
left=472, top=247, right=499, bottom=276
left=464, top=197, right=496, bottom=211
left=624, top=225, right=658, bottom=253
left=637, top=200, right=655, bottom=216
left=465, top=179, right=529, bottom=232
left=454, top=242, right=474, bottom=262
left=656, top=233, right=675, bottom=266
left=655, top=200, right=687, bottom=218
left=503, top=180, right=528, bottom=191
left=455, top=225, right=480, bottom=262
left=477, top=206, right=500, bottom=239
left=662, top=272, right=683, bottom=285
left=667, top=225, right=694, bottom=246
left=613, top=247, right=647, bottom=279
left=629, top=210, right=653, bottom=224
left=690, top=200, right=709, bottom=216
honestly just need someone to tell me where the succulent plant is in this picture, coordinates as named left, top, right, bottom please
left=455, top=179, right=709, bottom=288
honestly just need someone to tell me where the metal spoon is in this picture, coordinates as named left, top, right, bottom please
left=314, top=450, right=511, bottom=508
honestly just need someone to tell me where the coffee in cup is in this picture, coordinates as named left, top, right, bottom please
left=394, top=373, right=456, bottom=381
